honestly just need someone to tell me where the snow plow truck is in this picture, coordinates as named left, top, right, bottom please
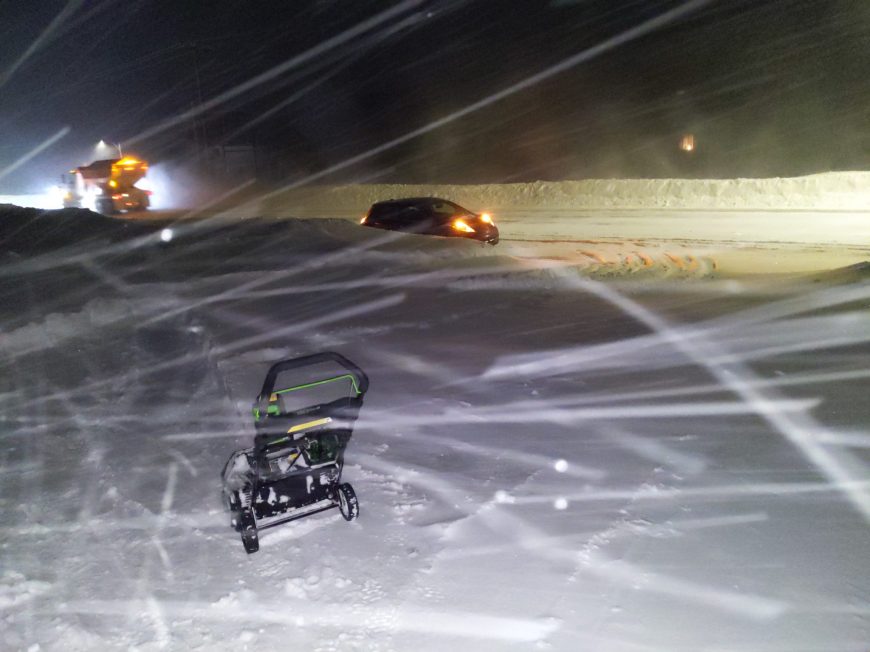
left=62, top=156, right=151, bottom=214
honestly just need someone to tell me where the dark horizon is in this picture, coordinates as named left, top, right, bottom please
left=1, top=0, right=868, bottom=193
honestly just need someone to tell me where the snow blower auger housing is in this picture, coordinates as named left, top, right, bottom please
left=221, top=352, right=368, bottom=554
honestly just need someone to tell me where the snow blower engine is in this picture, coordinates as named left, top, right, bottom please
left=221, top=352, right=368, bottom=554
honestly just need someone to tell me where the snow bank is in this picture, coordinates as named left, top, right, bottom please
left=0, top=205, right=489, bottom=275
left=261, top=172, right=870, bottom=216
left=0, top=205, right=154, bottom=256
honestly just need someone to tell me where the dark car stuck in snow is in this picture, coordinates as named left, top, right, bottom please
left=361, top=197, right=499, bottom=244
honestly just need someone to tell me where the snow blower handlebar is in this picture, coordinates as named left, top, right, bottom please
left=255, top=352, right=369, bottom=409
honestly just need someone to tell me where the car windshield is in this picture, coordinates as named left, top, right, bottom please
left=428, top=200, right=473, bottom=217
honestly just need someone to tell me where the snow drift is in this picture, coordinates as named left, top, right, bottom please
left=0, top=205, right=155, bottom=256
left=260, top=172, right=870, bottom=216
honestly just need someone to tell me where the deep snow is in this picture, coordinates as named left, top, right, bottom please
left=1, top=199, right=869, bottom=651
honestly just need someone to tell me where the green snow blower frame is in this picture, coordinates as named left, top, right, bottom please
left=221, top=352, right=369, bottom=553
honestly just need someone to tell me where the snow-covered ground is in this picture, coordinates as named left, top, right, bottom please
left=1, top=186, right=869, bottom=651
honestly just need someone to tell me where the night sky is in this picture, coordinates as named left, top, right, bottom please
left=1, top=0, right=868, bottom=192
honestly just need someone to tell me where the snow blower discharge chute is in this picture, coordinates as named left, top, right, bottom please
left=221, top=352, right=368, bottom=554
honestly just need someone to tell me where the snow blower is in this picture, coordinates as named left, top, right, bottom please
left=221, top=352, right=368, bottom=553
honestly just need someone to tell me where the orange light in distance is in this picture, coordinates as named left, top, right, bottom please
left=680, top=134, right=695, bottom=152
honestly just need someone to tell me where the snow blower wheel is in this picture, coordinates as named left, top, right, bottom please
left=241, top=529, right=259, bottom=553
left=220, top=352, right=368, bottom=554
left=337, top=482, right=359, bottom=521
left=239, top=506, right=259, bottom=553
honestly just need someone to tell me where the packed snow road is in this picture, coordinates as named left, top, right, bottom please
left=118, top=203, right=870, bottom=279
left=1, top=206, right=869, bottom=651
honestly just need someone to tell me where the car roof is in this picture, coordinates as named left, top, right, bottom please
left=372, top=197, right=458, bottom=207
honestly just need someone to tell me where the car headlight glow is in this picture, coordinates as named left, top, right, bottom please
left=452, top=218, right=475, bottom=233
left=480, top=213, right=493, bottom=224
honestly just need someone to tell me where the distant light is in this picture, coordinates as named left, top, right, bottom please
left=554, top=459, right=568, bottom=473
left=160, top=228, right=173, bottom=242
left=97, top=141, right=123, bottom=157
left=494, top=490, right=514, bottom=504
left=680, top=133, right=695, bottom=152
left=553, top=497, right=568, bottom=510
left=44, top=186, right=65, bottom=209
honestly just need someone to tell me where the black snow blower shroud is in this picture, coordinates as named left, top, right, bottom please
left=221, top=352, right=368, bottom=553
